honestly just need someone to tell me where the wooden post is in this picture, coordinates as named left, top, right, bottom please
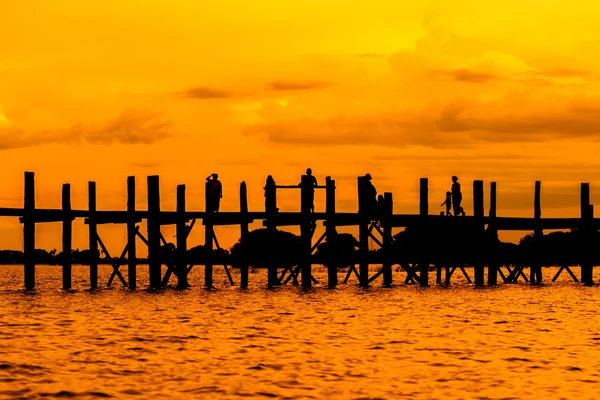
left=127, top=176, right=137, bottom=290
left=62, top=184, right=72, bottom=290
left=204, top=181, right=213, bottom=288
left=176, top=184, right=188, bottom=289
left=147, top=176, right=162, bottom=289
left=581, top=183, right=593, bottom=285
left=300, top=174, right=312, bottom=289
left=88, top=182, right=98, bottom=289
left=419, top=178, right=429, bottom=287
left=487, top=182, right=498, bottom=285
left=325, top=177, right=338, bottom=288
left=357, top=176, right=369, bottom=287
left=531, top=181, right=543, bottom=285
left=23, top=172, right=35, bottom=290
left=382, top=192, right=393, bottom=287
left=473, top=180, right=484, bottom=286
left=240, top=182, right=249, bottom=289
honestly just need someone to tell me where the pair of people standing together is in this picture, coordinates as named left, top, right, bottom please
left=441, top=176, right=465, bottom=216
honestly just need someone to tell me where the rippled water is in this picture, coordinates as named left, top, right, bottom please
left=2, top=265, right=600, bottom=399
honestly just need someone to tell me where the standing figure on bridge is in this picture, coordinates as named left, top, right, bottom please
left=206, top=173, right=223, bottom=213
left=299, top=168, right=318, bottom=213
left=451, top=176, right=465, bottom=216
left=441, top=191, right=452, bottom=216
left=264, top=175, right=278, bottom=213
left=360, top=173, right=378, bottom=216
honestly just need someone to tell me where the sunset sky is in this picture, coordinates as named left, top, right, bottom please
left=2, top=0, right=600, bottom=252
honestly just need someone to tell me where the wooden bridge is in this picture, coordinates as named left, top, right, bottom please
left=0, top=172, right=597, bottom=291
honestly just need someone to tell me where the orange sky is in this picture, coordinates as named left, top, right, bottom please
left=2, top=0, right=600, bottom=253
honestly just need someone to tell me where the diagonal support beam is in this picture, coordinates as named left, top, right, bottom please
left=97, top=234, right=128, bottom=287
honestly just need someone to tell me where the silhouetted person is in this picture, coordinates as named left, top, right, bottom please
left=441, top=191, right=452, bottom=216
left=264, top=175, right=278, bottom=212
left=299, top=168, right=318, bottom=213
left=451, top=176, right=465, bottom=216
left=376, top=194, right=385, bottom=220
left=206, top=173, right=222, bottom=213
left=359, top=173, right=378, bottom=216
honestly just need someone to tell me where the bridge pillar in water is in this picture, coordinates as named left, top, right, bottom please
left=23, top=172, right=35, bottom=290
left=357, top=176, right=370, bottom=287
left=62, top=184, right=72, bottom=290
left=127, top=177, right=137, bottom=290
left=300, top=174, right=313, bottom=289
left=325, top=177, right=338, bottom=288
left=240, top=182, right=249, bottom=289
left=487, top=182, right=498, bottom=285
left=382, top=192, right=393, bottom=287
left=148, top=176, right=162, bottom=289
left=531, top=181, right=543, bottom=285
left=176, top=185, right=188, bottom=289
left=473, top=180, right=484, bottom=286
left=419, top=178, right=429, bottom=287
left=88, top=182, right=99, bottom=289
left=580, top=183, right=594, bottom=286
left=204, top=180, right=214, bottom=288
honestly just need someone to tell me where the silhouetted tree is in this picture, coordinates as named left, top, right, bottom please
left=229, top=228, right=301, bottom=269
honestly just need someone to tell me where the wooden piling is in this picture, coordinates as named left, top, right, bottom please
left=382, top=192, right=393, bottom=287
left=127, top=176, right=137, bottom=290
left=147, top=176, right=162, bottom=289
left=580, top=183, right=593, bottom=285
left=88, top=182, right=98, bottom=289
left=419, top=178, right=429, bottom=287
left=487, top=182, right=498, bottom=285
left=325, top=177, right=338, bottom=288
left=357, top=176, right=370, bottom=287
left=62, top=184, right=72, bottom=290
left=531, top=181, right=543, bottom=285
left=23, top=172, right=35, bottom=290
left=300, top=175, right=312, bottom=289
left=176, top=185, right=188, bottom=289
left=204, top=181, right=214, bottom=288
left=473, top=180, right=484, bottom=286
left=240, top=182, right=249, bottom=289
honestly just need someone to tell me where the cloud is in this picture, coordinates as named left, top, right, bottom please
left=429, top=68, right=500, bottom=83
left=179, top=86, right=235, bottom=99
left=359, top=53, right=385, bottom=59
left=0, top=109, right=172, bottom=150
left=244, top=94, right=600, bottom=148
left=268, top=80, right=331, bottom=91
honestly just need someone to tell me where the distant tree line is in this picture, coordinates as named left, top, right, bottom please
left=0, top=227, right=597, bottom=266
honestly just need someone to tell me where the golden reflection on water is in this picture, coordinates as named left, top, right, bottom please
left=1, top=266, right=600, bottom=399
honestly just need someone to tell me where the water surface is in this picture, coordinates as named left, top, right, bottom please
left=1, top=265, right=600, bottom=399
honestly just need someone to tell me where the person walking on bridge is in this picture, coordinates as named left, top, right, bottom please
left=206, top=173, right=222, bottom=213
left=299, top=168, right=318, bottom=213
left=451, top=176, right=465, bottom=216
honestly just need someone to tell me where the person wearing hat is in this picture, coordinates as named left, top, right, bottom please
left=451, top=176, right=465, bottom=216
left=363, top=173, right=378, bottom=215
